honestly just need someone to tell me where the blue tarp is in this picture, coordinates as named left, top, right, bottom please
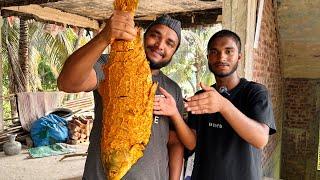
left=30, top=114, right=68, bottom=147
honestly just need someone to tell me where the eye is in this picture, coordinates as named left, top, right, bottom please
left=149, top=32, right=160, bottom=39
left=209, top=49, right=218, bottom=55
left=166, top=41, right=175, bottom=48
left=226, top=49, right=233, bottom=55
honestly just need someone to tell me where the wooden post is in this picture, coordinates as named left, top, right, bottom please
left=222, top=0, right=257, bottom=80
left=0, top=14, right=3, bottom=131
left=317, top=83, right=320, bottom=171
left=254, top=0, right=265, bottom=49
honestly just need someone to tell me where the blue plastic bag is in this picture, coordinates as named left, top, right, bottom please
left=30, top=114, right=68, bottom=147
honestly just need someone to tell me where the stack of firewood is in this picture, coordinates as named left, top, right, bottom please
left=67, top=116, right=93, bottom=145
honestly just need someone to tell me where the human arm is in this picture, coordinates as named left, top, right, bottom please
left=57, top=10, right=137, bottom=92
left=185, top=83, right=269, bottom=149
left=153, top=87, right=196, bottom=150
left=167, top=130, right=184, bottom=180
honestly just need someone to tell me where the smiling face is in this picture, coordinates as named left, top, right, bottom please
left=207, top=36, right=242, bottom=78
left=144, top=24, right=179, bottom=70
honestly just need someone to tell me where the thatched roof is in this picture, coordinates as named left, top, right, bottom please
left=0, top=0, right=222, bottom=29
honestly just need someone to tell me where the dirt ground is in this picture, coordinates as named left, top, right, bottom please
left=0, top=143, right=89, bottom=180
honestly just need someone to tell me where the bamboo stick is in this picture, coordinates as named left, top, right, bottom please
left=0, top=130, right=24, bottom=140
left=3, top=117, right=19, bottom=121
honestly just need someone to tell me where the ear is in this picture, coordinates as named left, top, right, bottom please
left=238, top=52, right=242, bottom=61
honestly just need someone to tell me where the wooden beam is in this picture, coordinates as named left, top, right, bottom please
left=244, top=0, right=258, bottom=80
left=223, top=0, right=257, bottom=80
left=318, top=123, right=320, bottom=170
left=0, top=0, right=61, bottom=8
left=254, top=0, right=264, bottom=49
left=223, top=0, right=247, bottom=78
left=2, top=4, right=100, bottom=30
left=135, top=8, right=222, bottom=29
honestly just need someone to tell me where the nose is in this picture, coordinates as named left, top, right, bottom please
left=218, top=52, right=227, bottom=62
left=154, top=39, right=165, bottom=50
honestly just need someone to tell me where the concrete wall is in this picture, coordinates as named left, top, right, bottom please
left=277, top=0, right=320, bottom=78
left=282, top=79, right=320, bottom=180
left=276, top=0, right=320, bottom=179
left=252, top=0, right=283, bottom=178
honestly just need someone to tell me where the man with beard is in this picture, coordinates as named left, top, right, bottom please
left=58, top=12, right=185, bottom=180
left=165, top=30, right=277, bottom=180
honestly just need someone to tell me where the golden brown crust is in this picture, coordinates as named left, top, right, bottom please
left=98, top=2, right=157, bottom=178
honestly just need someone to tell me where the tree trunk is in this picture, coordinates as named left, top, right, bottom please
left=5, top=24, right=20, bottom=118
left=194, top=45, right=206, bottom=91
left=8, top=69, right=18, bottom=118
left=18, top=17, right=30, bottom=92
left=194, top=58, right=201, bottom=91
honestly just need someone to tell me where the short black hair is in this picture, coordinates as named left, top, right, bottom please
left=207, top=30, right=241, bottom=53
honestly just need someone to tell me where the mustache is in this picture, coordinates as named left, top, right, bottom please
left=146, top=46, right=165, bottom=57
left=214, top=62, right=229, bottom=66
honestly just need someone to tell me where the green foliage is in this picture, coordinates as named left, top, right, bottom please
left=162, top=24, right=222, bottom=96
left=38, top=60, right=57, bottom=90
left=1, top=17, right=90, bottom=118
left=1, top=17, right=221, bottom=118
left=1, top=17, right=19, bottom=88
left=2, top=88, right=12, bottom=120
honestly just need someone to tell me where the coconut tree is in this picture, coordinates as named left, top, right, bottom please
left=18, top=17, right=30, bottom=92
left=1, top=16, right=89, bottom=119
left=30, top=23, right=87, bottom=90
left=2, top=17, right=23, bottom=117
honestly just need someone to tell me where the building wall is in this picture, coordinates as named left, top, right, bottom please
left=252, top=0, right=283, bottom=178
left=282, top=79, right=320, bottom=180
left=277, top=0, right=320, bottom=79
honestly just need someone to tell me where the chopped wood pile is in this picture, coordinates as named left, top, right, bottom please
left=67, top=116, right=93, bottom=145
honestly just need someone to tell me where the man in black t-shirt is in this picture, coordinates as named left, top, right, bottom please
left=180, top=30, right=277, bottom=180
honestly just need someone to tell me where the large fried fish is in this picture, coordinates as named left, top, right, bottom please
left=98, top=0, right=157, bottom=179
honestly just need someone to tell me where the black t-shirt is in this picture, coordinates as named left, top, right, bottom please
left=188, top=78, right=276, bottom=180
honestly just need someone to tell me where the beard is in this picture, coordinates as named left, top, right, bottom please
left=147, top=56, right=172, bottom=70
left=209, top=61, right=238, bottom=78
left=145, top=45, right=172, bottom=69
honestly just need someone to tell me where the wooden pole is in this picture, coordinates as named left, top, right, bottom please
left=0, top=14, right=4, bottom=132
left=222, top=0, right=258, bottom=80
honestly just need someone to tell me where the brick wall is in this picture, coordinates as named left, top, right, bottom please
left=282, top=79, right=320, bottom=180
left=252, top=0, right=283, bottom=178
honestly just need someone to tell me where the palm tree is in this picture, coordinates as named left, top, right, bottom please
left=2, top=17, right=23, bottom=117
left=18, top=17, right=30, bottom=92
left=30, top=23, right=86, bottom=89
left=1, top=16, right=89, bottom=120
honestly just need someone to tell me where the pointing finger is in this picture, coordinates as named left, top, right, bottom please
left=159, top=87, right=172, bottom=98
